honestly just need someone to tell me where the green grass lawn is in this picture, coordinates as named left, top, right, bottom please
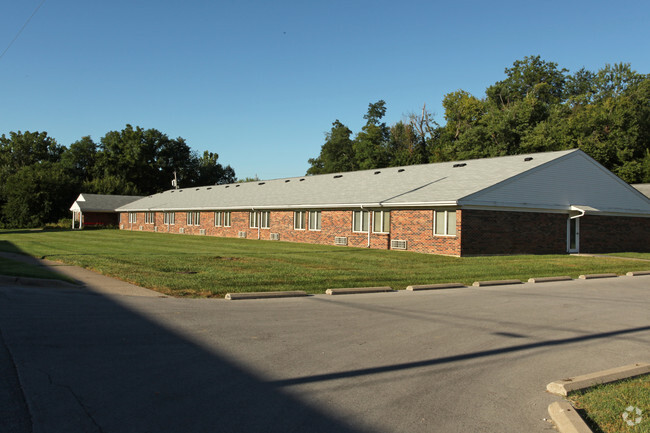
left=0, top=256, right=75, bottom=282
left=607, top=252, right=650, bottom=260
left=569, top=374, right=650, bottom=433
left=1, top=229, right=650, bottom=297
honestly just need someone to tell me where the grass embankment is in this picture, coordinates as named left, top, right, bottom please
left=0, top=256, right=74, bottom=282
left=1, top=229, right=649, bottom=297
left=568, top=374, right=650, bottom=433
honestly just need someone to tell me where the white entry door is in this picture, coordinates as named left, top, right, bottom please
left=567, top=218, right=580, bottom=253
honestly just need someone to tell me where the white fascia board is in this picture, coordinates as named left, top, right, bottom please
left=461, top=203, right=650, bottom=217
left=70, top=203, right=81, bottom=212
left=123, top=201, right=459, bottom=212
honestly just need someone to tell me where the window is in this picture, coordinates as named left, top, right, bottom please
left=214, top=211, right=222, bottom=227
left=164, top=212, right=175, bottom=225
left=187, top=212, right=200, bottom=226
left=223, top=212, right=231, bottom=227
left=260, top=211, right=270, bottom=229
left=352, top=210, right=369, bottom=232
left=128, top=212, right=137, bottom=223
left=294, top=211, right=306, bottom=230
left=308, top=211, right=321, bottom=231
left=434, top=210, right=457, bottom=236
left=249, top=211, right=258, bottom=228
left=372, top=211, right=390, bottom=233
left=145, top=212, right=155, bottom=224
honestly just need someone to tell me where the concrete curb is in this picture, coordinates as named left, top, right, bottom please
left=626, top=270, right=650, bottom=276
left=528, top=276, right=572, bottom=283
left=225, top=290, right=308, bottom=300
left=546, top=363, right=650, bottom=433
left=546, top=362, right=650, bottom=396
left=0, top=274, right=82, bottom=288
left=325, top=286, right=394, bottom=295
left=406, top=283, right=465, bottom=291
left=578, top=273, right=618, bottom=280
left=472, top=279, right=522, bottom=287
left=547, top=401, right=592, bottom=433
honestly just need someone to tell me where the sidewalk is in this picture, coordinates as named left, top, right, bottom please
left=0, top=252, right=161, bottom=297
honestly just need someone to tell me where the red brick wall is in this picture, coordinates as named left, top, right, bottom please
left=580, top=215, right=650, bottom=253
left=391, top=210, right=461, bottom=255
left=82, top=212, right=119, bottom=226
left=460, top=210, right=567, bottom=255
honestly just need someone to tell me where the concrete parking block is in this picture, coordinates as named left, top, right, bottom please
left=546, top=362, right=650, bottom=396
left=578, top=273, right=618, bottom=280
left=406, top=283, right=465, bottom=291
left=472, top=279, right=522, bottom=287
left=527, top=276, right=572, bottom=283
left=547, top=401, right=592, bottom=433
left=325, top=286, right=394, bottom=295
left=626, top=270, right=650, bottom=276
left=225, top=290, right=308, bottom=300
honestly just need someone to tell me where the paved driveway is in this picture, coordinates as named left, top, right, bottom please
left=1, top=275, right=649, bottom=432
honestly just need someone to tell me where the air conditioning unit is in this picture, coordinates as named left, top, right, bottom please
left=199, top=229, right=206, bottom=235
left=334, top=236, right=348, bottom=246
left=238, top=231, right=247, bottom=238
left=270, top=233, right=280, bottom=241
left=391, top=239, right=408, bottom=250
left=154, top=226, right=158, bottom=232
left=179, top=227, right=185, bottom=234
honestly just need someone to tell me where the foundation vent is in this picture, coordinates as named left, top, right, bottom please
left=120, top=224, right=124, bottom=230
left=154, top=226, right=158, bottom=232
left=179, top=227, right=185, bottom=234
left=139, top=226, right=144, bottom=231
left=238, top=231, right=247, bottom=239
left=334, top=236, right=348, bottom=246
left=270, top=233, right=280, bottom=241
left=199, top=229, right=206, bottom=235
left=391, top=239, right=408, bottom=250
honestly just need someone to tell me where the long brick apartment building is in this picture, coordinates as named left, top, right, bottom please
left=116, top=149, right=650, bottom=256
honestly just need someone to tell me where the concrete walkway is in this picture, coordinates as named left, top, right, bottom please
left=0, top=252, right=161, bottom=297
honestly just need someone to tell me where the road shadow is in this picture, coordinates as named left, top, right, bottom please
left=0, top=284, right=370, bottom=433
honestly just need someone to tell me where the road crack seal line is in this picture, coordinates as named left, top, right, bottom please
left=39, top=368, right=106, bottom=433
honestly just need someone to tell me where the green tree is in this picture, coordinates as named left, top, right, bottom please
left=2, top=162, right=78, bottom=227
left=353, top=100, right=391, bottom=169
left=307, top=120, right=356, bottom=175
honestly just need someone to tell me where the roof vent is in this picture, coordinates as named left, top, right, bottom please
left=258, top=182, right=265, bottom=185
left=453, top=163, right=467, bottom=168
left=207, top=187, right=212, bottom=190
left=524, top=157, right=533, bottom=161
left=196, top=188, right=200, bottom=191
left=235, top=184, right=240, bottom=187
left=299, top=178, right=305, bottom=182
left=398, top=169, right=405, bottom=173
left=225, top=185, right=230, bottom=188
left=374, top=171, right=381, bottom=175
left=285, top=180, right=290, bottom=183
left=333, top=175, right=343, bottom=178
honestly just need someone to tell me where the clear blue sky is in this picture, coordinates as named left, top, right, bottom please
left=2, top=0, right=649, bottom=180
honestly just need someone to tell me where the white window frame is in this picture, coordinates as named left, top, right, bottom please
left=145, top=212, right=155, bottom=224
left=294, top=211, right=306, bottom=230
left=128, top=212, right=137, bottom=224
left=308, top=211, right=321, bottom=231
left=352, top=210, right=369, bottom=233
left=372, top=210, right=390, bottom=233
left=260, top=211, right=270, bottom=229
left=249, top=211, right=259, bottom=228
left=433, top=210, right=457, bottom=236
left=214, top=211, right=222, bottom=227
left=187, top=211, right=200, bottom=226
left=164, top=212, right=175, bottom=225
left=223, top=211, right=231, bottom=227
left=193, top=212, right=200, bottom=226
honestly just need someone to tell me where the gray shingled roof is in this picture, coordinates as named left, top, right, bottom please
left=71, top=194, right=143, bottom=212
left=117, top=150, right=580, bottom=212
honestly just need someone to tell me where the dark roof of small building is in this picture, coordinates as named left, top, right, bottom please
left=70, top=194, right=143, bottom=213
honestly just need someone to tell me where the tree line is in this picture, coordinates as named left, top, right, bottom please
left=0, top=125, right=235, bottom=228
left=307, top=56, right=650, bottom=184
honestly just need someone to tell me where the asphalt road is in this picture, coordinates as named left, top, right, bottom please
left=0, top=274, right=649, bottom=433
